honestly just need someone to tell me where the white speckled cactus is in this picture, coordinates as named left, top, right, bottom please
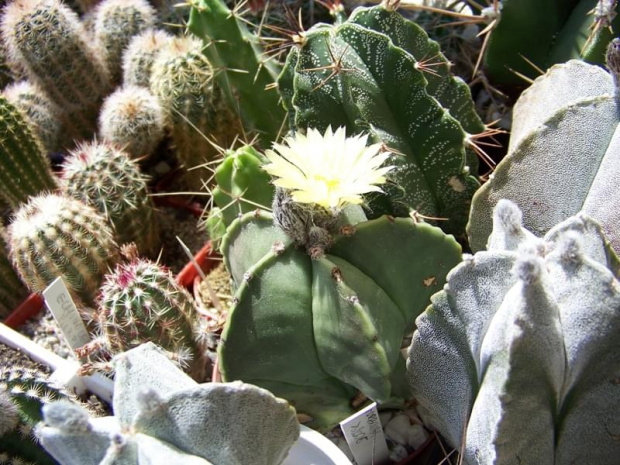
left=36, top=343, right=300, bottom=465
left=407, top=200, right=620, bottom=465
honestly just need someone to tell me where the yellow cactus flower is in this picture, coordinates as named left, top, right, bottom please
left=263, top=126, right=394, bottom=209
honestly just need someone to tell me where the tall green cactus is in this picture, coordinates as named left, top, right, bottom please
left=407, top=200, right=620, bottom=464
left=1, top=0, right=113, bottom=140
left=277, top=3, right=484, bottom=237
left=7, top=193, right=119, bottom=305
left=188, top=0, right=286, bottom=145
left=36, top=343, right=300, bottom=465
left=0, top=94, right=57, bottom=209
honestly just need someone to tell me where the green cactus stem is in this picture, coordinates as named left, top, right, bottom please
left=0, top=94, right=57, bottom=209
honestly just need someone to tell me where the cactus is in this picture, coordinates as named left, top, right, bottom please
left=0, top=94, right=57, bottom=209
left=91, top=258, right=206, bottom=380
left=483, top=0, right=620, bottom=86
left=205, top=144, right=274, bottom=243
left=276, top=3, right=485, bottom=237
left=61, top=141, right=160, bottom=254
left=0, top=361, right=74, bottom=465
left=150, top=35, right=240, bottom=189
left=1, top=0, right=113, bottom=140
left=407, top=200, right=620, bottom=464
left=7, top=193, right=120, bottom=305
left=99, top=85, right=166, bottom=159
left=3, top=80, right=63, bottom=154
left=37, top=343, right=300, bottom=465
left=0, top=224, right=29, bottom=318
left=188, top=0, right=286, bottom=145
left=122, top=28, right=173, bottom=87
left=468, top=51, right=620, bottom=254
left=93, top=0, right=158, bottom=86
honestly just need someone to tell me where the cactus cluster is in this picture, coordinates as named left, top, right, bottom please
left=37, top=343, right=300, bottom=465
left=122, top=28, right=173, bottom=88
left=407, top=200, right=620, bottom=464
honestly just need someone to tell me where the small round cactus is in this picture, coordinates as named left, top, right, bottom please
left=3, top=80, right=63, bottom=154
left=99, top=85, right=166, bottom=159
left=122, top=28, right=173, bottom=87
left=93, top=257, right=206, bottom=380
left=61, top=141, right=160, bottom=254
left=7, top=193, right=119, bottom=305
left=0, top=224, right=29, bottom=318
left=92, top=0, right=157, bottom=86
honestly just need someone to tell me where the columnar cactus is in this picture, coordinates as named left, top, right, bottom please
left=7, top=193, right=119, bottom=305
left=122, top=28, right=173, bottom=87
left=276, top=3, right=484, bottom=237
left=3, top=80, right=63, bottom=154
left=0, top=94, right=57, bottom=209
left=91, top=258, right=206, bottom=380
left=93, top=0, right=158, bottom=85
left=150, top=35, right=239, bottom=188
left=0, top=224, right=28, bottom=318
left=1, top=0, right=113, bottom=139
left=407, top=200, right=620, bottom=464
left=99, top=85, right=166, bottom=159
left=0, top=362, right=73, bottom=465
left=61, top=141, right=160, bottom=254
left=188, top=0, right=286, bottom=145
left=36, top=343, right=300, bottom=465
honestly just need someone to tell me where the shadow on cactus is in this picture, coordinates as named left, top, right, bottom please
left=36, top=343, right=300, bottom=465
left=407, top=200, right=620, bottom=464
left=219, top=127, right=462, bottom=430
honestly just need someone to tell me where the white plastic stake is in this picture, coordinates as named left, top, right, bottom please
left=42, top=277, right=91, bottom=352
left=340, top=402, right=390, bottom=465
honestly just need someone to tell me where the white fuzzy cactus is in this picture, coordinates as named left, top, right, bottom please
left=407, top=200, right=620, bottom=465
left=36, top=343, right=300, bottom=465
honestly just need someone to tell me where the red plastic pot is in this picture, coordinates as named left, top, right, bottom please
left=3, top=292, right=45, bottom=329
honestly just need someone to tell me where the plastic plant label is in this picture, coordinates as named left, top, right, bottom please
left=340, top=402, right=390, bottom=465
left=43, top=277, right=91, bottom=353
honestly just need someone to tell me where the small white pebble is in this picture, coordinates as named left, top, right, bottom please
left=389, top=443, right=409, bottom=462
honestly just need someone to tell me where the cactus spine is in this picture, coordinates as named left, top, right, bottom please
left=99, top=85, right=166, bottom=159
left=1, top=0, right=113, bottom=140
left=3, top=80, right=63, bottom=154
left=93, top=0, right=157, bottom=86
left=93, top=258, right=206, bottom=379
left=0, top=94, right=57, bottom=209
left=8, top=193, right=119, bottom=305
left=122, top=28, right=173, bottom=87
left=61, top=141, right=159, bottom=254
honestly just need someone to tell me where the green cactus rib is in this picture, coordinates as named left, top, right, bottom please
left=278, top=6, right=481, bottom=236
left=187, top=0, right=285, bottom=145
left=0, top=96, right=57, bottom=209
left=220, top=210, right=461, bottom=430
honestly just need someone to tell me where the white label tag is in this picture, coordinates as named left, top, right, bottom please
left=340, top=402, right=390, bottom=465
left=42, top=277, right=91, bottom=353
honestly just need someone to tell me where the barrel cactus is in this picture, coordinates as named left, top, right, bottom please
left=468, top=42, right=620, bottom=255
left=36, top=342, right=300, bottom=465
left=407, top=199, right=620, bottom=464
left=276, top=2, right=485, bottom=237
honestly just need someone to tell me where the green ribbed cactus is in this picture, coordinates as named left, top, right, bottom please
left=277, top=3, right=484, bottom=237
left=122, top=28, right=173, bottom=87
left=468, top=51, right=620, bottom=255
left=3, top=80, right=63, bottom=154
left=205, top=144, right=274, bottom=243
left=61, top=141, right=159, bottom=254
left=7, top=193, right=119, bottom=305
left=0, top=224, right=28, bottom=318
left=0, top=362, right=73, bottom=465
left=37, top=343, right=300, bottom=465
left=91, top=258, right=206, bottom=379
left=93, top=0, right=157, bottom=86
left=99, top=86, right=166, bottom=159
left=1, top=0, right=113, bottom=140
left=0, top=94, right=57, bottom=209
left=188, top=0, right=286, bottom=145
left=150, top=35, right=240, bottom=189
left=407, top=200, right=620, bottom=464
